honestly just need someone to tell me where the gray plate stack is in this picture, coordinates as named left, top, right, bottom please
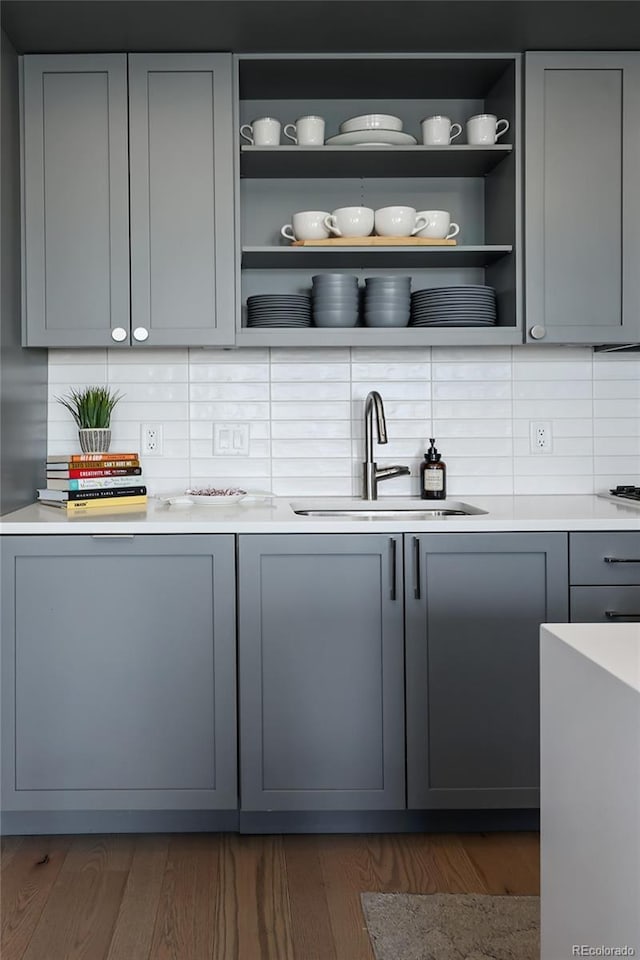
left=410, top=285, right=497, bottom=327
left=246, top=294, right=312, bottom=327
left=312, top=274, right=359, bottom=327
left=364, top=276, right=412, bottom=327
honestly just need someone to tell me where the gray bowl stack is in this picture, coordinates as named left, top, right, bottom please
left=311, top=274, right=360, bottom=328
left=364, top=275, right=412, bottom=327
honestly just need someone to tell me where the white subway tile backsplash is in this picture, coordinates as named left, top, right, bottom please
left=272, top=401, right=350, bottom=420
left=351, top=362, right=430, bottom=381
left=432, top=381, right=511, bottom=401
left=190, top=363, right=269, bottom=382
left=272, top=421, right=351, bottom=439
left=271, top=381, right=350, bottom=402
left=271, top=363, right=350, bottom=382
left=272, top=438, right=351, bottom=459
left=432, top=362, right=511, bottom=381
left=190, top=382, right=270, bottom=402
left=46, top=344, right=640, bottom=496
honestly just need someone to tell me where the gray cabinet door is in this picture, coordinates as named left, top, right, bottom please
left=525, top=53, right=640, bottom=344
left=128, top=54, right=236, bottom=346
left=21, top=55, right=130, bottom=347
left=1, top=535, right=236, bottom=812
left=405, top=532, right=568, bottom=809
left=238, top=534, right=405, bottom=811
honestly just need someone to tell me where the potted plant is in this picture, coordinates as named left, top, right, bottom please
left=56, top=386, right=124, bottom=454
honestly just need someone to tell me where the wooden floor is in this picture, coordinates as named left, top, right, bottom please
left=1, top=832, right=540, bottom=960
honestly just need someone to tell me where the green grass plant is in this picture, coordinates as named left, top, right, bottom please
left=56, top=386, right=124, bottom=429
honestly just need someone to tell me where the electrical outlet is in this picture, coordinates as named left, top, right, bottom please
left=529, top=421, right=552, bottom=454
left=213, top=423, right=250, bottom=457
left=141, top=423, right=164, bottom=456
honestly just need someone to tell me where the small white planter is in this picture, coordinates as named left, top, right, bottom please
left=78, top=428, right=111, bottom=454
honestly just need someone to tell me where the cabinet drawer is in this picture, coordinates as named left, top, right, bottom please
left=570, top=533, right=640, bottom=584
left=571, top=585, right=640, bottom=623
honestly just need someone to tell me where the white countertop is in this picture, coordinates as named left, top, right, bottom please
left=1, top=494, right=639, bottom=534
left=541, top=623, right=640, bottom=694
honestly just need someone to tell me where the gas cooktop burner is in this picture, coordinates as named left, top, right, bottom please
left=610, top=485, right=640, bottom=502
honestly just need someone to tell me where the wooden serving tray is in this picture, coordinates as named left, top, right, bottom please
left=291, top=236, right=457, bottom=247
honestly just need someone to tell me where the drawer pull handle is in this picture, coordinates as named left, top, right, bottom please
left=91, top=535, right=136, bottom=540
left=389, top=538, right=397, bottom=602
left=413, top=536, right=421, bottom=600
left=605, top=611, right=640, bottom=620
left=604, top=557, right=640, bottom=564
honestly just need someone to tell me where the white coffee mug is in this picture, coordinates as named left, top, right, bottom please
left=374, top=206, right=428, bottom=238
left=415, top=210, right=460, bottom=240
left=466, top=114, right=510, bottom=145
left=283, top=115, right=325, bottom=146
left=421, top=115, right=463, bottom=146
left=281, top=210, right=331, bottom=241
left=240, top=117, right=281, bottom=146
left=324, top=206, right=374, bottom=238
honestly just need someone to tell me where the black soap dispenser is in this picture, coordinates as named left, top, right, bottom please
left=420, top=438, right=447, bottom=500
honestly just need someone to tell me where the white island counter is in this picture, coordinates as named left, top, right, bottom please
left=541, top=623, right=640, bottom=960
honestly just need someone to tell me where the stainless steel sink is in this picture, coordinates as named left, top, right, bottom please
left=293, top=501, right=487, bottom=519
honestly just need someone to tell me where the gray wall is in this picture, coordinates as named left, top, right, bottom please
left=1, top=29, right=47, bottom=514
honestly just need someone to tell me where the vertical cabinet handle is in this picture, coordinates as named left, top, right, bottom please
left=389, top=538, right=397, bottom=601
left=413, top=536, right=421, bottom=600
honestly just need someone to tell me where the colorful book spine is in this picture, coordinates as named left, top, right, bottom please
left=37, top=486, right=146, bottom=501
left=38, top=496, right=147, bottom=511
left=46, top=460, right=141, bottom=471
left=47, top=476, right=144, bottom=491
left=46, top=453, right=138, bottom=463
left=46, top=467, right=142, bottom=479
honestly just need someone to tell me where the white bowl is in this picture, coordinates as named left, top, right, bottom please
left=339, top=113, right=403, bottom=134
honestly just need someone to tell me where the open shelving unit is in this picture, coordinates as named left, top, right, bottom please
left=234, top=53, right=522, bottom=346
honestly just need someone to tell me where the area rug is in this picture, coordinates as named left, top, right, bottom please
left=361, top=892, right=539, bottom=960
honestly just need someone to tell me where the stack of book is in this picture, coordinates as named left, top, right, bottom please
left=37, top=453, right=147, bottom=512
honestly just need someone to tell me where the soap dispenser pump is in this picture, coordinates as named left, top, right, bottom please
left=420, top=438, right=447, bottom=500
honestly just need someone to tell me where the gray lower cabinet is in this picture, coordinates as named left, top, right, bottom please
left=1, top=535, right=237, bottom=818
left=405, top=532, right=568, bottom=809
left=21, top=55, right=130, bottom=347
left=525, top=52, right=640, bottom=344
left=238, top=534, right=405, bottom=811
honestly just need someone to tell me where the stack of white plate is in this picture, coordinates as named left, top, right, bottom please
left=410, top=286, right=497, bottom=327
left=327, top=113, right=417, bottom=147
left=246, top=294, right=312, bottom=328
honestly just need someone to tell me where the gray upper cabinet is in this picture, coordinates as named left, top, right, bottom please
left=128, top=54, right=235, bottom=346
left=238, top=534, right=405, bottom=811
left=22, top=53, right=236, bottom=348
left=525, top=52, right=640, bottom=344
left=405, top=532, right=568, bottom=809
left=1, top=535, right=237, bottom=814
left=21, top=55, right=130, bottom=348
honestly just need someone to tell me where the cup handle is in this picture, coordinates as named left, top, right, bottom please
left=239, top=124, right=254, bottom=144
left=411, top=215, right=429, bottom=236
left=281, top=225, right=296, bottom=241
left=495, top=119, right=510, bottom=141
left=446, top=223, right=460, bottom=240
left=324, top=214, right=341, bottom=237
left=283, top=123, right=298, bottom=144
left=449, top=123, right=463, bottom=143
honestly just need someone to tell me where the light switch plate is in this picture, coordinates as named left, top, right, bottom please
left=213, top=423, right=250, bottom=457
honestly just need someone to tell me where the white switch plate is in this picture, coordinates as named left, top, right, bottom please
left=213, top=423, right=250, bottom=457
left=529, top=421, right=553, bottom=454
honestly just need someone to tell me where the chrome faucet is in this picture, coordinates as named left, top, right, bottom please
left=362, top=391, right=410, bottom=500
